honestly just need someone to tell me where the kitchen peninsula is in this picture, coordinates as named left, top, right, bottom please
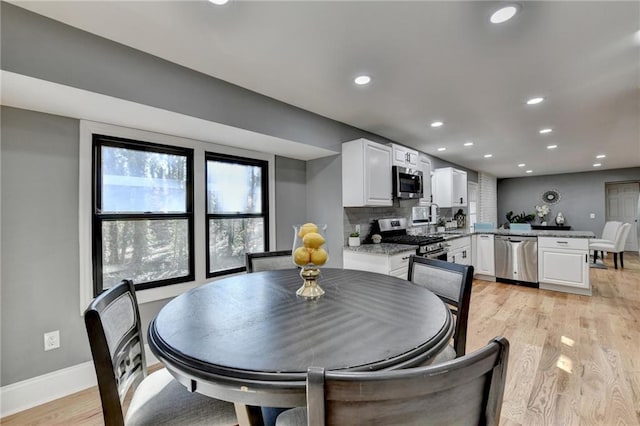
left=344, top=228, right=596, bottom=296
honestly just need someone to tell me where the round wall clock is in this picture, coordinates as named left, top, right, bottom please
left=541, top=189, right=560, bottom=204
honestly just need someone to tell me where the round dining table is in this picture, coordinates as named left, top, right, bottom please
left=148, top=268, right=453, bottom=425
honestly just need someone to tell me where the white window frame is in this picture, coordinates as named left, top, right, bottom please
left=79, top=120, right=275, bottom=313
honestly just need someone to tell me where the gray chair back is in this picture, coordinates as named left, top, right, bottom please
left=408, top=256, right=473, bottom=357
left=306, top=337, right=509, bottom=426
left=246, top=250, right=294, bottom=273
left=84, top=280, right=146, bottom=426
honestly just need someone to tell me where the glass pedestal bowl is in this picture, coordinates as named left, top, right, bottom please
left=292, top=223, right=329, bottom=299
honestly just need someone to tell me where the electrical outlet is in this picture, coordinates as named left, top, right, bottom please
left=355, top=224, right=361, bottom=234
left=44, top=330, right=60, bottom=351
left=589, top=213, right=596, bottom=219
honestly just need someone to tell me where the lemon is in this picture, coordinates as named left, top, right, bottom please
left=310, top=248, right=328, bottom=266
left=298, top=222, right=319, bottom=238
left=293, top=247, right=311, bottom=266
left=303, top=232, right=325, bottom=249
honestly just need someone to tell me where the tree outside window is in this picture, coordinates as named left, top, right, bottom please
left=206, top=153, right=269, bottom=276
left=92, top=134, right=194, bottom=295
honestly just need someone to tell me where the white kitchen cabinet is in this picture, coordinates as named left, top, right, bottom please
left=446, top=236, right=471, bottom=265
left=538, top=237, right=591, bottom=295
left=391, top=144, right=419, bottom=169
left=472, top=234, right=495, bottom=277
left=343, top=249, right=414, bottom=279
left=418, top=153, right=432, bottom=205
left=342, top=139, right=392, bottom=207
left=432, top=167, right=467, bottom=207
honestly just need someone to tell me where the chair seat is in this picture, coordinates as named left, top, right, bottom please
left=431, top=344, right=457, bottom=364
left=125, top=368, right=238, bottom=426
left=275, top=407, right=307, bottom=426
left=589, top=241, right=615, bottom=251
left=590, top=238, right=614, bottom=245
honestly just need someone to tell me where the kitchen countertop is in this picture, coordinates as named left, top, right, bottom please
left=474, top=229, right=595, bottom=238
left=344, top=243, right=417, bottom=255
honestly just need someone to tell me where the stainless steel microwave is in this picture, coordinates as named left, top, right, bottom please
left=392, top=166, right=423, bottom=199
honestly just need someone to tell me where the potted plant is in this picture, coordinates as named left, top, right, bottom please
left=436, top=218, right=446, bottom=233
left=348, top=232, right=360, bottom=247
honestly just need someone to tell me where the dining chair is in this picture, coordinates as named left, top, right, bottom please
left=84, top=279, right=238, bottom=426
left=407, top=256, right=473, bottom=362
left=246, top=250, right=294, bottom=273
left=589, top=221, right=622, bottom=258
left=275, top=336, right=510, bottom=426
left=590, top=222, right=632, bottom=269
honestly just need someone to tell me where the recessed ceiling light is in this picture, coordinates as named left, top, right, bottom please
left=547, top=145, right=558, bottom=150
left=437, top=147, right=446, bottom=152
left=431, top=121, right=444, bottom=128
left=596, top=154, right=606, bottom=159
left=518, top=163, right=526, bottom=167
left=593, top=163, right=602, bottom=167
left=490, top=5, right=519, bottom=24
left=525, top=170, right=533, bottom=174
left=484, top=154, right=493, bottom=158
left=464, top=141, right=474, bottom=147
left=208, top=0, right=229, bottom=4
left=539, top=128, right=553, bottom=134
left=354, top=75, right=371, bottom=85
left=526, top=97, right=544, bottom=105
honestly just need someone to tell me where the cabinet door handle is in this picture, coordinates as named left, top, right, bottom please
left=480, top=235, right=489, bottom=239
left=585, top=254, right=588, bottom=263
left=556, top=241, right=569, bottom=244
left=460, top=197, right=463, bottom=204
left=402, top=256, right=411, bottom=260
left=430, top=194, right=433, bottom=203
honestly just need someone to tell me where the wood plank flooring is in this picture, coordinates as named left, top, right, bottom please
left=3, top=253, right=640, bottom=425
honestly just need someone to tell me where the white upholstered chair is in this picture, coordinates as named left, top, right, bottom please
left=590, top=223, right=632, bottom=269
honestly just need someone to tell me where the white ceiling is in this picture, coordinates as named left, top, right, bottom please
left=11, top=1, right=640, bottom=178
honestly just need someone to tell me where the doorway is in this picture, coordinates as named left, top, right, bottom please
left=605, top=182, right=639, bottom=252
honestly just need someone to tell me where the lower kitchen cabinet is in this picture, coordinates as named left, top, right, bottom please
left=538, top=237, right=591, bottom=295
left=472, top=234, right=495, bottom=278
left=343, top=249, right=415, bottom=279
left=446, top=236, right=471, bottom=266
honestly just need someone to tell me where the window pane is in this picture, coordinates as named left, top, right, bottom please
left=102, top=146, right=187, bottom=213
left=209, top=218, right=264, bottom=273
left=101, top=219, right=189, bottom=287
left=207, top=161, right=262, bottom=214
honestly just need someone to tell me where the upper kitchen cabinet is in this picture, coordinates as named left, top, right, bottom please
left=342, top=139, right=393, bottom=207
left=391, top=144, right=419, bottom=169
left=418, top=153, right=432, bottom=205
left=432, top=167, right=467, bottom=207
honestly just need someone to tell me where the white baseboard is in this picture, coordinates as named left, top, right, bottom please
left=0, top=345, right=159, bottom=418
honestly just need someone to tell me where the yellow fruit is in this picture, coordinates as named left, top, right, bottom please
left=310, top=248, right=328, bottom=266
left=298, top=222, right=319, bottom=238
left=293, top=247, right=311, bottom=266
left=303, top=232, right=325, bottom=249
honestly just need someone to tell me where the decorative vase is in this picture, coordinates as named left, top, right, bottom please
left=292, top=223, right=329, bottom=299
left=555, top=212, right=565, bottom=226
left=348, top=236, right=360, bottom=247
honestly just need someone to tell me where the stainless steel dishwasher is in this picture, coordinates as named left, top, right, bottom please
left=494, top=235, right=538, bottom=285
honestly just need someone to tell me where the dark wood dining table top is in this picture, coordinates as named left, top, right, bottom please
left=148, top=268, right=453, bottom=407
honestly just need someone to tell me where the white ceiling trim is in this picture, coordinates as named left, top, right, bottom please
left=0, top=71, right=338, bottom=161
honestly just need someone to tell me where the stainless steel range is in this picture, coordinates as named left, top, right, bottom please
left=372, top=218, right=448, bottom=260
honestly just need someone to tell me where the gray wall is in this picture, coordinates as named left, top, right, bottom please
left=1, top=107, right=89, bottom=384
left=274, top=156, right=307, bottom=250
left=0, top=4, right=480, bottom=387
left=497, top=168, right=640, bottom=235
left=0, top=5, right=393, bottom=387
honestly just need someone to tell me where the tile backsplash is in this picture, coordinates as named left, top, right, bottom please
left=343, top=204, right=465, bottom=245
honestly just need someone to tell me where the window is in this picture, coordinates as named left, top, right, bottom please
left=206, top=153, right=269, bottom=276
left=92, top=134, right=194, bottom=295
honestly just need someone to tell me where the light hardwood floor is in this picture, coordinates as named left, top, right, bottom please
left=3, top=253, right=640, bottom=425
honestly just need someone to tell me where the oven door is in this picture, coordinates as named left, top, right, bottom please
left=424, top=250, right=448, bottom=261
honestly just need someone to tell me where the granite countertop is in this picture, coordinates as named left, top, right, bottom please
left=475, top=229, right=596, bottom=239
left=344, top=243, right=417, bottom=255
